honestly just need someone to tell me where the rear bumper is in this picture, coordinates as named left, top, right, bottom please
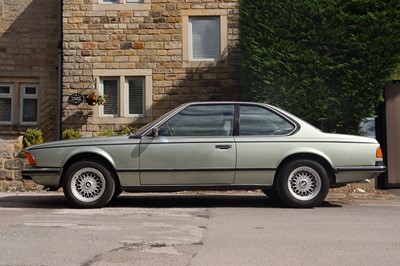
left=334, top=165, right=386, bottom=173
left=334, top=165, right=386, bottom=184
left=21, top=167, right=62, bottom=188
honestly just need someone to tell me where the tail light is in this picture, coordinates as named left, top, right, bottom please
left=376, top=146, right=383, bottom=159
left=25, top=152, right=36, bottom=165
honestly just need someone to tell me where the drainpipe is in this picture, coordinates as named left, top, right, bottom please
left=56, top=0, right=63, bottom=140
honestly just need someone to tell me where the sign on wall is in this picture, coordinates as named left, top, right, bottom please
left=67, top=93, right=84, bottom=105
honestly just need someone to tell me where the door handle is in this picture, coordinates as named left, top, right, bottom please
left=215, top=145, right=232, bottom=150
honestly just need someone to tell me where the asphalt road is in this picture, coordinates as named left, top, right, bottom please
left=0, top=191, right=400, bottom=266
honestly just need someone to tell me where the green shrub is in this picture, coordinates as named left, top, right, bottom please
left=97, top=128, right=114, bottom=137
left=62, top=128, right=83, bottom=139
left=23, top=128, right=43, bottom=148
left=240, top=0, right=400, bottom=134
left=120, top=126, right=137, bottom=135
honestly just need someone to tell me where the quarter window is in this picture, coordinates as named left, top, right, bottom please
left=239, top=105, right=295, bottom=136
left=159, top=105, right=234, bottom=137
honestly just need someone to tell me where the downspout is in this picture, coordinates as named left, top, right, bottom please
left=57, top=0, right=63, bottom=140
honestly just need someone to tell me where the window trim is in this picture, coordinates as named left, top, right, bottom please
left=0, top=83, right=14, bottom=125
left=93, top=69, right=153, bottom=125
left=182, top=9, right=228, bottom=68
left=20, top=84, right=39, bottom=126
left=93, top=0, right=151, bottom=11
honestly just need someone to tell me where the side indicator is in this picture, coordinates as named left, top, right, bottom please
left=25, top=152, right=36, bottom=165
left=376, top=147, right=383, bottom=159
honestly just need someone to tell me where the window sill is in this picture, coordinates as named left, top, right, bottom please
left=183, top=60, right=228, bottom=68
left=92, top=3, right=151, bottom=11
left=93, top=116, right=152, bottom=125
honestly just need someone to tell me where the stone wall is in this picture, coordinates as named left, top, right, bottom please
left=0, top=134, right=25, bottom=189
left=62, top=0, right=241, bottom=136
left=0, top=0, right=59, bottom=141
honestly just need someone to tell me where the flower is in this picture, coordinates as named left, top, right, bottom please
left=85, top=92, right=106, bottom=106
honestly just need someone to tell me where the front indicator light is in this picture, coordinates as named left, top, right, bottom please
left=25, top=152, right=36, bottom=165
left=376, top=147, right=383, bottom=159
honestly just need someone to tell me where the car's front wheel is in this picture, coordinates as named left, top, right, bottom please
left=276, top=160, right=330, bottom=208
left=63, top=160, right=115, bottom=208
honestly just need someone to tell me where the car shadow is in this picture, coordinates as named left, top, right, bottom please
left=0, top=192, right=343, bottom=209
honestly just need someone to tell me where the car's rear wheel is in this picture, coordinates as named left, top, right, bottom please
left=63, top=160, right=115, bottom=208
left=261, top=188, right=277, bottom=199
left=276, top=160, right=329, bottom=208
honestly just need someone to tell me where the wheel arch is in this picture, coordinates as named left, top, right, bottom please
left=60, top=153, right=121, bottom=189
left=275, top=153, right=336, bottom=186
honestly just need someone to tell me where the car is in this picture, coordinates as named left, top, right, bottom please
left=360, top=118, right=376, bottom=138
left=22, top=102, right=386, bottom=208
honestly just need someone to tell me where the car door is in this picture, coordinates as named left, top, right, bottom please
left=234, top=104, right=297, bottom=185
left=139, top=104, right=236, bottom=185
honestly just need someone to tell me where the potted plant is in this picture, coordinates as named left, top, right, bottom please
left=85, top=92, right=106, bottom=106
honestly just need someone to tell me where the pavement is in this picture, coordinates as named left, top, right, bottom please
left=2, top=180, right=400, bottom=206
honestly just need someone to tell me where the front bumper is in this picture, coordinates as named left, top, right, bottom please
left=21, top=167, right=62, bottom=188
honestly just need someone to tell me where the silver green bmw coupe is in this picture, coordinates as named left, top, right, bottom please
left=22, top=102, right=386, bottom=208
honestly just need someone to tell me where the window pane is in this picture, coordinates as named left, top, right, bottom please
left=103, top=79, right=119, bottom=115
left=190, top=17, right=220, bottom=60
left=239, top=106, right=295, bottom=136
left=159, top=105, right=234, bottom=136
left=0, top=98, right=12, bottom=122
left=126, top=0, right=143, bottom=2
left=128, top=77, right=144, bottom=115
left=24, top=87, right=37, bottom=95
left=102, top=0, right=117, bottom=3
left=22, top=99, right=38, bottom=122
left=0, top=86, right=10, bottom=94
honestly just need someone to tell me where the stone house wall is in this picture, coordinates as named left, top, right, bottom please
left=0, top=0, right=59, bottom=141
left=62, top=0, right=241, bottom=136
left=0, top=134, right=26, bottom=188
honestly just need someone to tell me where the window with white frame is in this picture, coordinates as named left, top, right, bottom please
left=182, top=10, right=228, bottom=67
left=94, top=0, right=150, bottom=11
left=20, top=84, right=38, bottom=124
left=189, top=17, right=220, bottom=61
left=100, top=76, right=145, bottom=118
left=99, top=0, right=144, bottom=4
left=0, top=84, right=13, bottom=124
left=102, top=78, right=120, bottom=117
left=127, top=77, right=144, bottom=116
left=0, top=82, right=39, bottom=126
left=93, top=69, right=152, bottom=124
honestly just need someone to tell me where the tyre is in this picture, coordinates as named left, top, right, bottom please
left=261, top=188, right=277, bottom=199
left=63, top=160, right=115, bottom=208
left=276, top=160, right=330, bottom=208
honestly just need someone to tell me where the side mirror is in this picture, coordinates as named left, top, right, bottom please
left=152, top=127, right=159, bottom=137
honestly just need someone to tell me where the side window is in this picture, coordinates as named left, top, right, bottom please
left=159, top=105, right=234, bottom=137
left=239, top=105, right=295, bottom=136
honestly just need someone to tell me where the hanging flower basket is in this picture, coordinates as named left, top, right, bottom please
left=84, top=92, right=106, bottom=106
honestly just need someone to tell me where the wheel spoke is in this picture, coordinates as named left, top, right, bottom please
left=70, top=167, right=106, bottom=203
left=287, top=166, right=322, bottom=201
